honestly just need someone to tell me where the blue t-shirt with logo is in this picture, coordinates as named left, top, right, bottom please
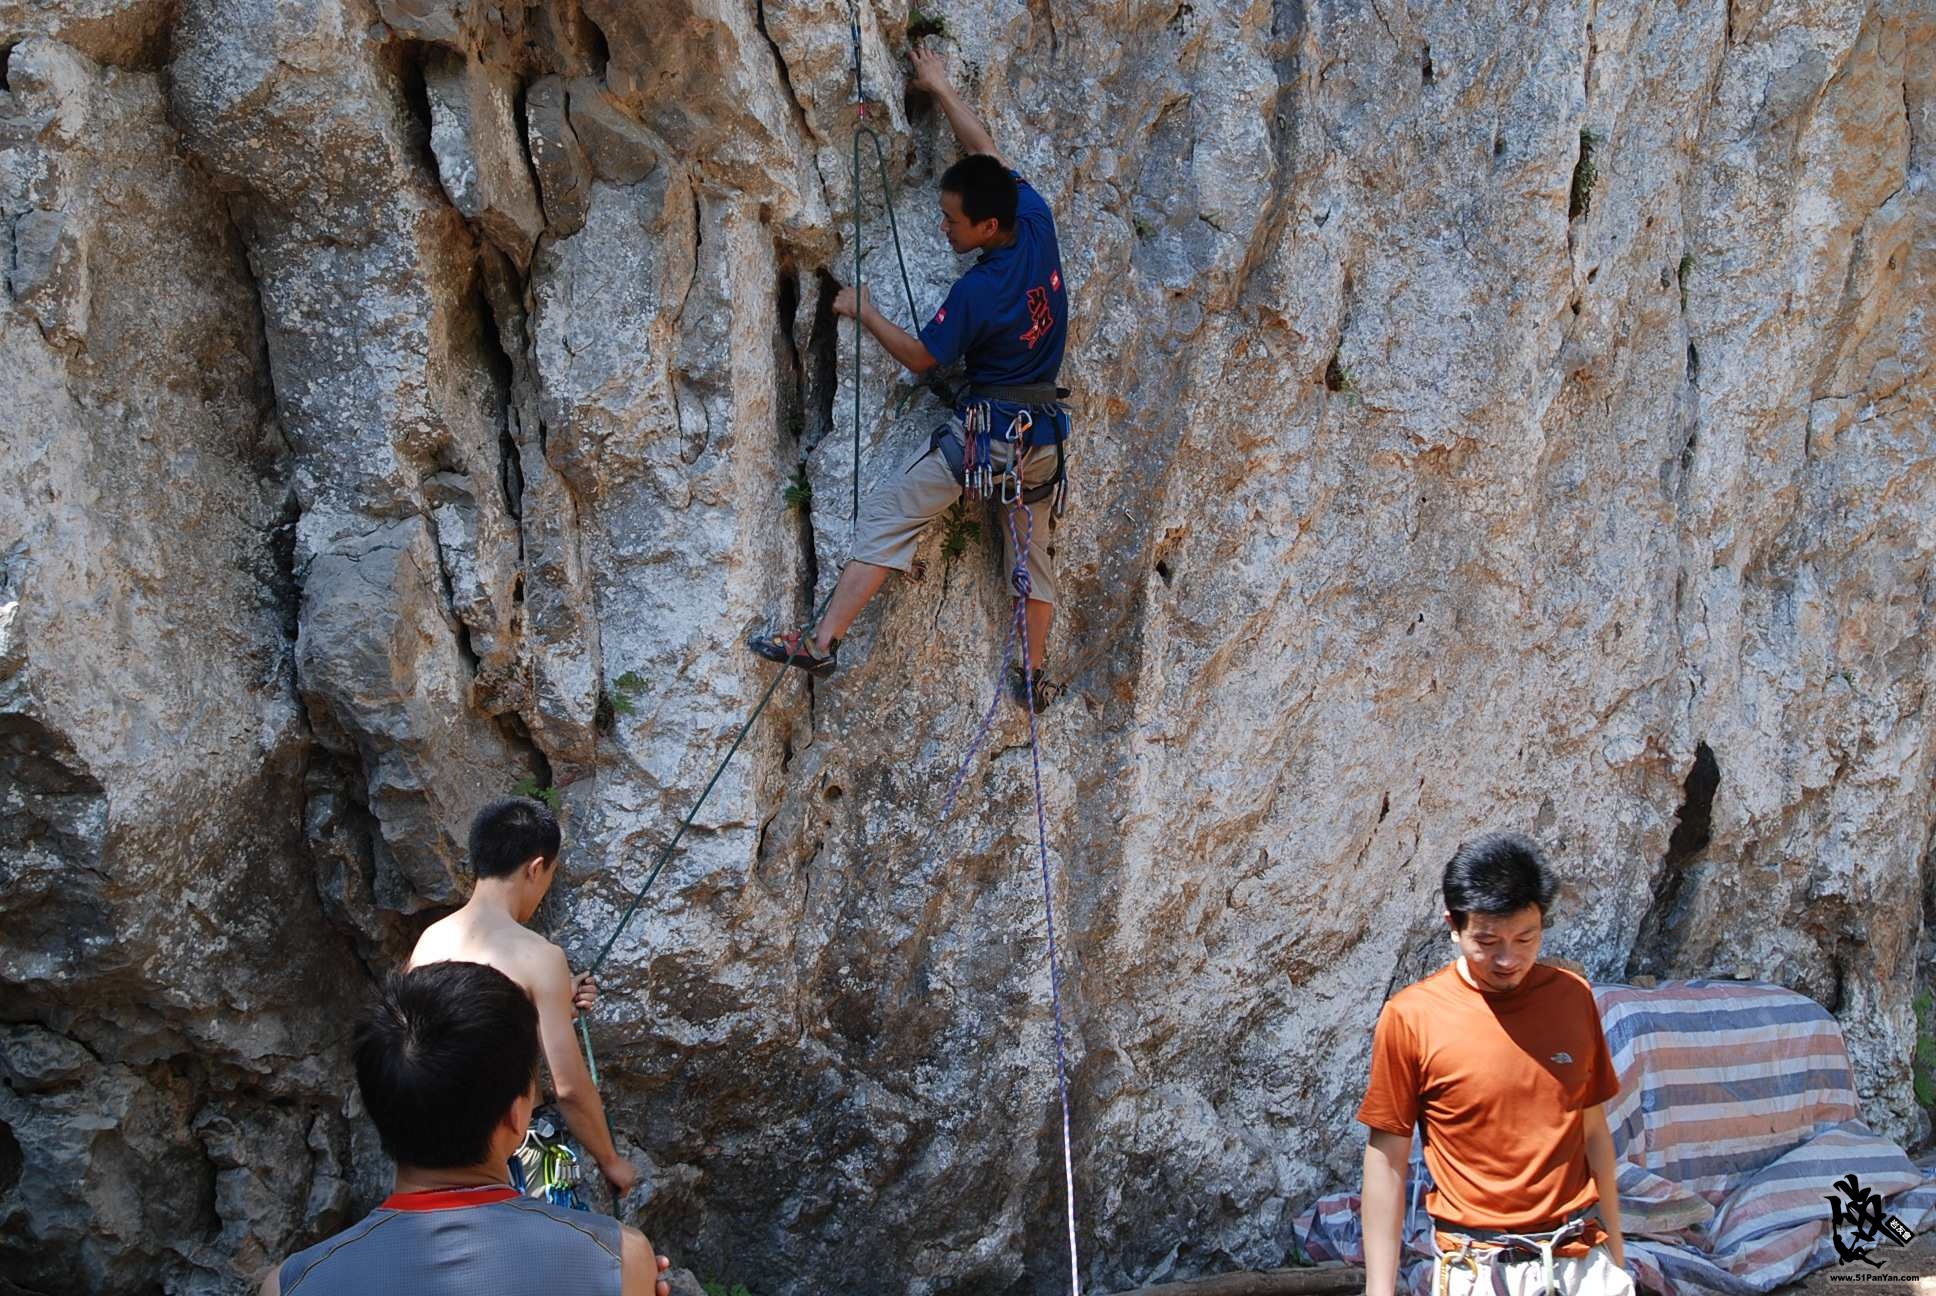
left=918, top=174, right=1069, bottom=446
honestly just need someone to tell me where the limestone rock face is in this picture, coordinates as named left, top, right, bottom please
left=0, top=35, right=374, bottom=1294
left=0, top=1, right=1931, bottom=1294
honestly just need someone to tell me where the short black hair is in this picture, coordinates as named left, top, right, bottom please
left=1442, top=832, right=1559, bottom=930
left=469, top=797, right=561, bottom=879
left=353, top=962, right=539, bottom=1169
left=940, top=154, right=1018, bottom=231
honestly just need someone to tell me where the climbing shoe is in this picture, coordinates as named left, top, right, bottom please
left=1009, top=665, right=1064, bottom=714
left=748, top=628, right=838, bottom=679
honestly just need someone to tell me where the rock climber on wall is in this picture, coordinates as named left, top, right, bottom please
left=749, top=41, right=1072, bottom=714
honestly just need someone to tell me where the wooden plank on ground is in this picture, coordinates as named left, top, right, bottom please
left=1113, top=1264, right=1366, bottom=1295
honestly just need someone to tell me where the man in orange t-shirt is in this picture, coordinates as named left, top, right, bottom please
left=1358, top=832, right=1631, bottom=1296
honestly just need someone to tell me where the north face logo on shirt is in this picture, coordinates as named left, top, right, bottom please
left=1550, top=1051, right=1574, bottom=1065
left=934, top=307, right=947, bottom=323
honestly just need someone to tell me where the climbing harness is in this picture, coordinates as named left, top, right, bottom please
left=943, top=404, right=1064, bottom=508
left=567, top=10, right=1085, bottom=1287
left=1430, top=1211, right=1592, bottom=1296
left=942, top=382, right=1072, bottom=514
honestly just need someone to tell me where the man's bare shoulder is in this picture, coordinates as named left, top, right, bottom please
left=409, top=916, right=564, bottom=995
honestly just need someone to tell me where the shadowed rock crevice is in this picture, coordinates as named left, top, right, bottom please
left=803, top=267, right=842, bottom=453
left=1627, top=741, right=1721, bottom=978
left=777, top=263, right=822, bottom=603
left=0, top=1117, right=22, bottom=1199
left=387, top=40, right=444, bottom=190
left=580, top=10, right=610, bottom=81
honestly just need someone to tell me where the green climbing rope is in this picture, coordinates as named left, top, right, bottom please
left=571, top=81, right=927, bottom=1207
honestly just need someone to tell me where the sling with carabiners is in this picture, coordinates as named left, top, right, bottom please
left=1431, top=1210, right=1592, bottom=1296
left=943, top=381, right=1071, bottom=515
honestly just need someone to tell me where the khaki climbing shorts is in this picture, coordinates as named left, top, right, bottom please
left=848, top=424, right=1060, bottom=606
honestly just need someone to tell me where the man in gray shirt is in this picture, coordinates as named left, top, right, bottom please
left=259, top=962, right=671, bottom=1296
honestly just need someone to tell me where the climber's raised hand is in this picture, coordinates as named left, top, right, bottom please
left=909, top=42, right=951, bottom=97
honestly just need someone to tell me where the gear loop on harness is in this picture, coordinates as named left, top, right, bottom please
left=996, top=411, right=1032, bottom=503
left=1431, top=1213, right=1589, bottom=1296
left=1435, top=1242, right=1484, bottom=1296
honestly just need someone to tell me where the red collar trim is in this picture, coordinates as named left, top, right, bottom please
left=381, top=1185, right=520, bottom=1212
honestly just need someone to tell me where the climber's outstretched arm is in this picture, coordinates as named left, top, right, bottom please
left=911, top=43, right=1003, bottom=166
left=833, top=284, right=937, bottom=375
left=533, top=947, right=636, bottom=1193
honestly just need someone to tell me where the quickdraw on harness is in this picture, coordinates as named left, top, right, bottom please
left=509, top=1110, right=588, bottom=1211
left=943, top=382, right=1072, bottom=515
left=1432, top=1211, right=1591, bottom=1296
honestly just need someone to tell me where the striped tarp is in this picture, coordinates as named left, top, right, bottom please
left=1295, top=980, right=1936, bottom=1295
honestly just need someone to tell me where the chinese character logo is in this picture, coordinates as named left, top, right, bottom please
left=1020, top=286, right=1054, bottom=348
left=1826, top=1173, right=1914, bottom=1269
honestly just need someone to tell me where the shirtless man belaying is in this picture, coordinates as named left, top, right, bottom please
left=409, top=796, right=640, bottom=1196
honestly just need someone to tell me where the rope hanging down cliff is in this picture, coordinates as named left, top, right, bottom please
left=572, top=14, right=1085, bottom=1288
left=572, top=16, right=922, bottom=1075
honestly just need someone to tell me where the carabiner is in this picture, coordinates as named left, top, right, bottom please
left=1434, top=1244, right=1483, bottom=1296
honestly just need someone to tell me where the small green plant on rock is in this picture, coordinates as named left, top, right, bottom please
left=940, top=498, right=981, bottom=561
left=907, top=6, right=947, bottom=41
left=1677, top=252, right=1695, bottom=311
left=702, top=1282, right=756, bottom=1296
left=512, top=776, right=559, bottom=811
left=1132, top=214, right=1154, bottom=239
left=605, top=670, right=646, bottom=717
left=1568, top=128, right=1602, bottom=220
left=783, top=466, right=813, bottom=512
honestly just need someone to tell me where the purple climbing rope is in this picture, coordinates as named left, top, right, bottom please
left=1007, top=485, right=1082, bottom=1295
left=915, top=574, right=1022, bottom=874
left=914, top=443, right=1082, bottom=1293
